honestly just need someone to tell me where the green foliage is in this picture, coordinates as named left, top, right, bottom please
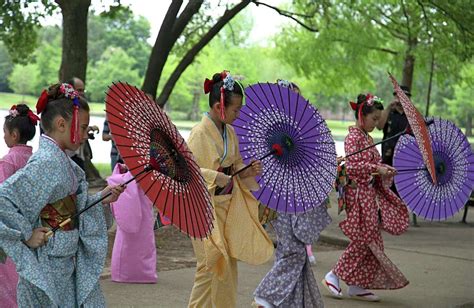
left=87, top=47, right=142, bottom=102
left=8, top=63, right=40, bottom=96
left=0, top=1, right=57, bottom=64
left=276, top=0, right=473, bottom=113
left=0, top=42, right=13, bottom=91
left=35, top=26, right=62, bottom=88
left=444, top=61, right=474, bottom=132
left=88, top=7, right=151, bottom=76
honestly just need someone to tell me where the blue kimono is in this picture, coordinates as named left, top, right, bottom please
left=0, top=136, right=108, bottom=307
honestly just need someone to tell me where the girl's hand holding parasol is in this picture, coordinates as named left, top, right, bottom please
left=26, top=227, right=50, bottom=248
left=239, top=159, right=263, bottom=178
left=216, top=172, right=232, bottom=188
left=376, top=165, right=397, bottom=176
left=100, top=184, right=126, bottom=204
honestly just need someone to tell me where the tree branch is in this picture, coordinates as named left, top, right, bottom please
left=358, top=9, right=407, bottom=41
left=427, top=0, right=473, bottom=35
left=156, top=0, right=252, bottom=106
left=400, top=0, right=413, bottom=43
left=251, top=1, right=319, bottom=32
left=142, top=0, right=183, bottom=97
left=375, top=5, right=401, bottom=27
left=171, top=0, right=204, bottom=39
left=333, top=38, right=399, bottom=55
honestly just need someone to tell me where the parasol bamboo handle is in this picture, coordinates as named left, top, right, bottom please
left=45, top=166, right=153, bottom=237
left=344, top=119, right=434, bottom=159
left=232, top=149, right=277, bottom=178
left=45, top=218, right=72, bottom=238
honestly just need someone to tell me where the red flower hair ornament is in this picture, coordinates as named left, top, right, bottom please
left=349, top=93, right=383, bottom=128
left=35, top=84, right=81, bottom=144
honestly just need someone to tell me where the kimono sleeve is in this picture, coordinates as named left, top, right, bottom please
left=344, top=133, right=380, bottom=175
left=230, top=129, right=260, bottom=192
left=0, top=156, right=63, bottom=269
left=187, top=128, right=219, bottom=189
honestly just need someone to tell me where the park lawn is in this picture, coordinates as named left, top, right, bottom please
left=94, top=162, right=113, bottom=178
left=0, top=92, right=472, bottom=144
left=0, top=92, right=105, bottom=115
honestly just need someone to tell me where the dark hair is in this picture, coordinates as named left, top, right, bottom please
left=66, top=77, right=77, bottom=87
left=207, top=73, right=243, bottom=108
left=40, top=83, right=90, bottom=133
left=4, top=104, right=36, bottom=143
left=354, top=94, right=384, bottom=119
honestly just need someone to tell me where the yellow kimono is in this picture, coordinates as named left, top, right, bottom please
left=188, top=115, right=274, bottom=308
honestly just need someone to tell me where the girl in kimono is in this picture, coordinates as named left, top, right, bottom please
left=187, top=71, right=274, bottom=308
left=322, top=93, right=409, bottom=302
left=0, top=83, right=124, bottom=307
left=253, top=80, right=331, bottom=308
left=107, top=163, right=157, bottom=284
left=0, top=104, right=39, bottom=308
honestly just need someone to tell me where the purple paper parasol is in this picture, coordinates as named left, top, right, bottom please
left=233, top=83, right=337, bottom=213
left=393, top=117, right=474, bottom=221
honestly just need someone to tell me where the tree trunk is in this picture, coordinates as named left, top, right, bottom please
left=402, top=53, right=415, bottom=90
left=189, top=85, right=201, bottom=121
left=56, top=0, right=90, bottom=82
left=466, top=114, right=472, bottom=137
left=425, top=53, right=435, bottom=116
left=156, top=0, right=251, bottom=106
left=142, top=0, right=204, bottom=99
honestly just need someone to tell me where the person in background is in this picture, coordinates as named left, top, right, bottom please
left=253, top=80, right=331, bottom=308
left=67, top=77, right=105, bottom=186
left=376, top=86, right=411, bottom=180
left=0, top=104, right=39, bottom=308
left=102, top=118, right=121, bottom=171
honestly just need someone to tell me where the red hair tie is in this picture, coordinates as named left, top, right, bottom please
left=204, top=78, right=213, bottom=94
left=27, top=110, right=40, bottom=126
left=219, top=86, right=225, bottom=120
left=36, top=90, right=49, bottom=114
left=220, top=71, right=228, bottom=80
left=357, top=103, right=364, bottom=127
left=349, top=101, right=358, bottom=111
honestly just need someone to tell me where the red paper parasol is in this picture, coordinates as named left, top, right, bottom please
left=105, top=82, right=213, bottom=239
left=389, top=74, right=437, bottom=184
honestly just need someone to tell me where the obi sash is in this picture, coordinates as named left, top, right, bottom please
left=215, top=166, right=233, bottom=195
left=40, top=195, right=77, bottom=231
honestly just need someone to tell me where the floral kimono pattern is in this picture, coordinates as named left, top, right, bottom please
left=254, top=205, right=331, bottom=307
left=333, top=126, right=409, bottom=289
left=0, top=136, right=108, bottom=307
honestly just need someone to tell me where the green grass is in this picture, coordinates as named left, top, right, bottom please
left=326, top=119, right=383, bottom=140
left=0, top=92, right=106, bottom=116
left=172, top=120, right=199, bottom=129
left=94, top=163, right=113, bottom=179
left=0, top=92, right=472, bottom=144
